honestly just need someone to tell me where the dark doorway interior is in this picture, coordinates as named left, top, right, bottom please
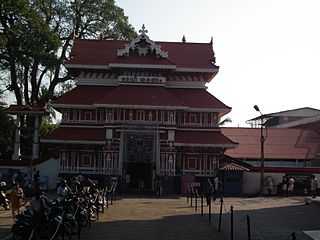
left=222, top=171, right=242, bottom=196
left=127, top=162, right=152, bottom=191
left=124, top=133, right=155, bottom=193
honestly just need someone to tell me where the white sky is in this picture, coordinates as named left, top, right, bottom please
left=116, top=0, right=320, bottom=126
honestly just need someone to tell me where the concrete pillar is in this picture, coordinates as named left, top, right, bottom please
left=12, top=116, right=21, bottom=160
left=156, top=129, right=160, bottom=175
left=118, top=131, right=124, bottom=175
left=32, top=115, right=40, bottom=160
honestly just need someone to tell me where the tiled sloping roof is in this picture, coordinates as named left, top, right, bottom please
left=169, top=88, right=230, bottom=110
left=42, top=127, right=105, bottom=142
left=5, top=105, right=47, bottom=114
left=295, top=120, right=320, bottom=131
left=54, top=86, right=230, bottom=111
left=220, top=163, right=250, bottom=171
left=67, top=39, right=217, bottom=69
left=54, top=86, right=116, bottom=105
left=96, top=86, right=182, bottom=107
left=175, top=131, right=237, bottom=147
left=222, top=127, right=320, bottom=160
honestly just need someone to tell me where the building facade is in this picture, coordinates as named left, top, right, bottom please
left=222, top=127, right=320, bottom=195
left=42, top=26, right=237, bottom=192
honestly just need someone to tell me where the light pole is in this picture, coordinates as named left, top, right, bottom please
left=254, top=105, right=265, bottom=195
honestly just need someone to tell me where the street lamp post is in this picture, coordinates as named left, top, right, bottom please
left=254, top=105, right=265, bottom=195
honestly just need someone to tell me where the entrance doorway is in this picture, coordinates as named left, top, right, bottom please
left=124, top=132, right=155, bottom=193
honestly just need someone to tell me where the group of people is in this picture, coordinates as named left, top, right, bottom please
left=280, top=176, right=296, bottom=196
left=265, top=175, right=319, bottom=197
left=0, top=169, right=42, bottom=218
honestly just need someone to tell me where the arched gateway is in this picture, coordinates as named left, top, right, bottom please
left=41, top=25, right=237, bottom=193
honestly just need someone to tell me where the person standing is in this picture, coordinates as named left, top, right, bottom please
left=310, top=176, right=318, bottom=198
left=287, top=177, right=295, bottom=196
left=9, top=184, right=24, bottom=218
left=266, top=177, right=274, bottom=196
left=282, top=177, right=288, bottom=196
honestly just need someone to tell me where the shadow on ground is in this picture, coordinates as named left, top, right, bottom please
left=211, top=201, right=319, bottom=240
left=81, top=213, right=224, bottom=240
left=116, top=194, right=181, bottom=200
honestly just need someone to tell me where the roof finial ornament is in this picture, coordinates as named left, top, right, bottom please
left=210, top=36, right=213, bottom=45
left=139, top=24, right=148, bottom=35
left=182, top=35, right=186, bottom=43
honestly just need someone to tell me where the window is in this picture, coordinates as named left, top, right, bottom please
left=187, top=158, right=196, bottom=170
left=148, top=111, right=153, bottom=121
left=80, top=153, right=91, bottom=167
left=212, top=113, right=218, bottom=124
left=190, top=113, right=197, bottom=123
left=106, top=110, right=113, bottom=121
left=84, top=111, right=91, bottom=121
left=76, top=110, right=80, bottom=121
left=63, top=111, right=69, bottom=122
left=69, top=110, right=73, bottom=120
left=137, top=110, right=145, bottom=121
left=169, top=112, right=175, bottom=123
left=160, top=111, right=164, bottom=122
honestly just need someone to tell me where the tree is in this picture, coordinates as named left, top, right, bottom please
left=0, top=0, right=136, bottom=106
left=219, top=117, right=232, bottom=126
left=0, top=89, right=15, bottom=160
left=39, top=117, right=56, bottom=137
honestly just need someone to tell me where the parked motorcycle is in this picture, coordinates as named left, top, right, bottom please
left=0, top=181, right=9, bottom=210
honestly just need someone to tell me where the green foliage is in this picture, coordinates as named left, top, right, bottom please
left=0, top=0, right=136, bottom=106
left=39, top=117, right=57, bottom=137
left=0, top=0, right=60, bottom=67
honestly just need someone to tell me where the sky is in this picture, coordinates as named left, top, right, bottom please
left=116, top=0, right=320, bottom=126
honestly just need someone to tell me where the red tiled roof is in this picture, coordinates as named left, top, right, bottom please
left=67, top=39, right=217, bottom=70
left=96, top=85, right=182, bottom=107
left=220, top=163, right=250, bottom=171
left=252, top=167, right=320, bottom=174
left=175, top=130, right=237, bottom=147
left=5, top=105, right=47, bottom=114
left=169, top=88, right=230, bottom=110
left=290, top=116, right=320, bottom=130
left=222, top=128, right=320, bottom=160
left=54, top=85, right=230, bottom=111
left=42, top=127, right=105, bottom=142
left=54, top=86, right=115, bottom=105
left=296, top=121, right=320, bottom=131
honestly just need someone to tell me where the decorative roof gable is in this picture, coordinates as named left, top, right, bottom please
left=117, top=24, right=168, bottom=58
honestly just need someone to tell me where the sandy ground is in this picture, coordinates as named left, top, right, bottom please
left=0, top=196, right=317, bottom=240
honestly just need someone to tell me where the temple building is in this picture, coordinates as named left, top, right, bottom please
left=42, top=25, right=237, bottom=192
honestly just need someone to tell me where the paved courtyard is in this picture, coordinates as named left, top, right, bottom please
left=212, top=197, right=320, bottom=240
left=0, top=196, right=319, bottom=240
left=81, top=196, right=224, bottom=240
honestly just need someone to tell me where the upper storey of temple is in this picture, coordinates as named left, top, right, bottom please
left=66, top=25, right=219, bottom=87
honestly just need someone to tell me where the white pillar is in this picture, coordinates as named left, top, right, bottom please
left=32, top=115, right=40, bottom=160
left=12, top=116, right=21, bottom=160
